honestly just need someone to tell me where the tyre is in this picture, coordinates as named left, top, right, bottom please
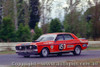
left=40, top=48, right=49, bottom=57
left=24, top=55, right=30, bottom=58
left=73, top=46, right=81, bottom=56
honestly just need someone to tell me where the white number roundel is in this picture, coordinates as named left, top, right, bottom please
left=59, top=44, right=64, bottom=50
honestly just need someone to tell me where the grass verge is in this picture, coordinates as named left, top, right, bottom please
left=87, top=47, right=100, bottom=50
left=0, top=50, right=15, bottom=55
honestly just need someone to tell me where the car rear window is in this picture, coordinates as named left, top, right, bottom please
left=64, top=34, right=74, bottom=40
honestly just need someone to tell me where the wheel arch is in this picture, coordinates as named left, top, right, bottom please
left=75, top=45, right=82, bottom=50
left=41, top=47, right=50, bottom=54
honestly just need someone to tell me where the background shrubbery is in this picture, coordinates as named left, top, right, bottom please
left=0, top=0, right=100, bottom=42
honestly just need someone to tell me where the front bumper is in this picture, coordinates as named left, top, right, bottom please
left=16, top=51, right=38, bottom=56
left=16, top=49, right=38, bottom=56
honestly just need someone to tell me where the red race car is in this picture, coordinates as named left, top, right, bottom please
left=16, top=33, right=88, bottom=57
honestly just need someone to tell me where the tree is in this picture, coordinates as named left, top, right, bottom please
left=64, top=0, right=80, bottom=14
left=29, top=0, right=40, bottom=29
left=3, top=0, right=14, bottom=17
left=0, top=17, right=16, bottom=42
left=2, top=0, right=18, bottom=30
left=0, top=0, right=3, bottom=24
left=17, top=0, right=25, bottom=25
left=63, top=0, right=84, bottom=37
left=13, top=0, right=18, bottom=30
left=64, top=11, right=80, bottom=33
left=86, top=1, right=100, bottom=40
left=17, top=23, right=31, bottom=42
left=33, top=23, right=43, bottom=40
left=16, top=0, right=30, bottom=26
left=23, top=1, right=30, bottom=25
left=40, top=0, right=53, bottom=33
left=63, top=10, right=87, bottom=38
left=49, top=18, right=62, bottom=33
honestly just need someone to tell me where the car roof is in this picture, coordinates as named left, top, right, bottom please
left=44, top=32, right=72, bottom=35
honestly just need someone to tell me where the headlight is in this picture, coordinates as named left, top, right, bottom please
left=30, top=46, right=33, bottom=49
left=16, top=46, right=25, bottom=50
left=28, top=45, right=37, bottom=49
left=19, top=46, right=22, bottom=49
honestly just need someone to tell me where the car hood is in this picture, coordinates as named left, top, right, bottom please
left=16, top=41, right=54, bottom=46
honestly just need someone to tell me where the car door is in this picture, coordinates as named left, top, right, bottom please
left=53, top=34, right=65, bottom=52
left=63, top=34, right=75, bottom=51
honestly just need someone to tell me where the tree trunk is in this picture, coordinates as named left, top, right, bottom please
left=13, top=0, right=18, bottom=30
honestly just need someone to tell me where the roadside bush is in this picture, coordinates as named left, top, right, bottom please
left=0, top=17, right=16, bottom=42
left=16, top=23, right=31, bottom=42
left=48, top=18, right=62, bottom=33
left=33, top=23, right=43, bottom=41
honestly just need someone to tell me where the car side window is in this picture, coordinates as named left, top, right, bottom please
left=64, top=34, right=74, bottom=40
left=56, top=35, right=64, bottom=41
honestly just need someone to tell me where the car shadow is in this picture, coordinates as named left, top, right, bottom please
left=24, top=53, right=87, bottom=58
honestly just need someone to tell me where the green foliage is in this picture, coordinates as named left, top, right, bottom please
left=3, top=0, right=14, bottom=20
left=0, top=17, right=16, bottom=42
left=29, top=0, right=40, bottom=29
left=33, top=23, right=43, bottom=40
left=17, top=23, right=31, bottom=42
left=63, top=18, right=70, bottom=32
left=84, top=4, right=100, bottom=40
left=41, top=23, right=50, bottom=34
left=86, top=21, right=92, bottom=38
left=63, top=11, right=87, bottom=38
left=64, top=11, right=80, bottom=33
left=17, top=0, right=25, bottom=25
left=48, top=18, right=62, bottom=33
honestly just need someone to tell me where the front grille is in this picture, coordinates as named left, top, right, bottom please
left=16, top=45, right=37, bottom=50
left=16, top=46, right=25, bottom=50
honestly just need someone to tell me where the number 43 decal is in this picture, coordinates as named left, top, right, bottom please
left=59, top=44, right=66, bottom=50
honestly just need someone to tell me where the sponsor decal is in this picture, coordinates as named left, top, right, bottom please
left=49, top=42, right=53, bottom=44
left=44, top=42, right=48, bottom=44
left=50, top=45, right=54, bottom=49
left=44, top=42, right=53, bottom=44
left=67, top=45, right=74, bottom=48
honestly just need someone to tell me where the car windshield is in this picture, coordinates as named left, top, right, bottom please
left=36, top=34, right=56, bottom=42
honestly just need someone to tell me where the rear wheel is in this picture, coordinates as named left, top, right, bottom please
left=73, top=46, right=81, bottom=56
left=40, top=48, right=49, bottom=57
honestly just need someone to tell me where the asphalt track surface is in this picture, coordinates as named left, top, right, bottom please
left=0, top=50, right=100, bottom=65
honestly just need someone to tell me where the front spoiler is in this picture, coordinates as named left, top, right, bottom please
left=16, top=51, right=38, bottom=56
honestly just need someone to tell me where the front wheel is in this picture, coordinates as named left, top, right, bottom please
left=40, top=48, right=49, bottom=57
left=73, top=46, right=81, bottom=56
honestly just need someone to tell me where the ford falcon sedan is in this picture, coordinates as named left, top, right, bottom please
left=16, top=33, right=88, bottom=57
